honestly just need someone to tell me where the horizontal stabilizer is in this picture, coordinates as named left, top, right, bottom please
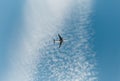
left=53, top=39, right=55, bottom=44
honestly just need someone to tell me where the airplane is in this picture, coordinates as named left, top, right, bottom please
left=53, top=34, right=64, bottom=48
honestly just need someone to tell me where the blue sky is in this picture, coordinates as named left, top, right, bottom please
left=0, top=0, right=24, bottom=78
left=0, top=0, right=120, bottom=81
left=94, top=0, right=120, bottom=81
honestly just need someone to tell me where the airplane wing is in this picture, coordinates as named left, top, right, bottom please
left=59, top=41, right=62, bottom=48
left=58, top=34, right=62, bottom=40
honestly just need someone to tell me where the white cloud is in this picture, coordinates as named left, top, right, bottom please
left=4, top=0, right=97, bottom=81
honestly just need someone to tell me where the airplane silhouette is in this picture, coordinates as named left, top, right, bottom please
left=54, top=34, right=64, bottom=48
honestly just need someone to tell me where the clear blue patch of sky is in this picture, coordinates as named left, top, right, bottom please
left=93, top=0, right=120, bottom=81
left=0, top=0, right=25, bottom=79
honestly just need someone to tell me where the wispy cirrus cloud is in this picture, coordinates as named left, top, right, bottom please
left=4, top=0, right=97, bottom=81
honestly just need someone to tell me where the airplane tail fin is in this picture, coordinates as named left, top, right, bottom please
left=53, top=39, right=55, bottom=44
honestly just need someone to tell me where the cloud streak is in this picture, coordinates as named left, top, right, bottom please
left=4, top=0, right=97, bottom=81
